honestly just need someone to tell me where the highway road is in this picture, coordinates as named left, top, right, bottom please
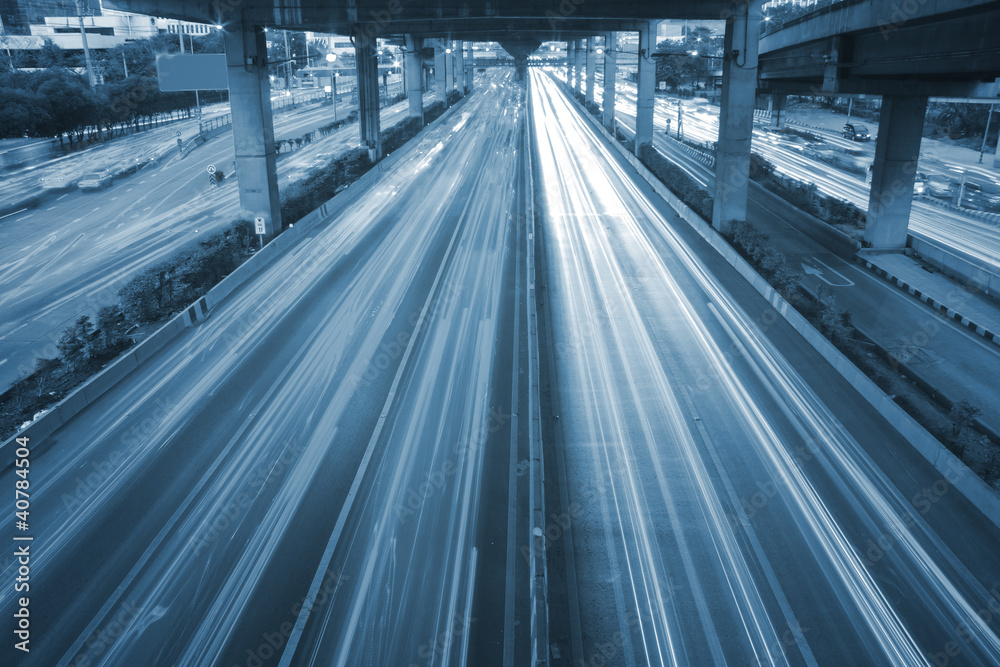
left=0, top=71, right=528, bottom=667
left=0, top=92, right=430, bottom=392
left=573, top=70, right=1000, bottom=274
left=532, top=69, right=1000, bottom=665
left=606, top=89, right=1000, bottom=437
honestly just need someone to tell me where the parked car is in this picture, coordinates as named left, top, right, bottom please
left=843, top=123, right=871, bottom=141
left=78, top=170, right=113, bottom=191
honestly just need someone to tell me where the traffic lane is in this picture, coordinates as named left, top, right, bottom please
left=648, top=120, right=1000, bottom=443
left=0, top=85, right=496, bottom=664
left=747, top=197, right=1000, bottom=432
left=632, top=92, right=1000, bottom=268
left=290, top=78, right=525, bottom=667
left=0, top=97, right=426, bottom=389
left=533, top=70, right=1000, bottom=665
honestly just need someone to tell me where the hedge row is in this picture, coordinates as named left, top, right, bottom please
left=3, top=94, right=468, bottom=439
left=280, top=148, right=372, bottom=226
left=749, top=152, right=866, bottom=229
left=637, top=143, right=714, bottom=222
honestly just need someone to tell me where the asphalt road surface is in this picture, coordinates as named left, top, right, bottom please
left=0, top=92, right=430, bottom=391
left=532, top=69, right=1000, bottom=666
left=0, top=72, right=529, bottom=666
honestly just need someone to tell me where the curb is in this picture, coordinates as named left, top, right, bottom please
left=0, top=94, right=475, bottom=460
left=917, top=194, right=1000, bottom=224
left=524, top=82, right=549, bottom=666
left=855, top=256, right=1000, bottom=348
left=553, top=74, right=1000, bottom=529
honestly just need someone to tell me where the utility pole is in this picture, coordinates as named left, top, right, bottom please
left=981, top=104, right=995, bottom=164
left=75, top=0, right=97, bottom=88
left=283, top=30, right=292, bottom=91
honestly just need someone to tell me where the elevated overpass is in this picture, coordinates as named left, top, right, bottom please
left=758, top=0, right=1000, bottom=250
left=107, top=0, right=767, bottom=242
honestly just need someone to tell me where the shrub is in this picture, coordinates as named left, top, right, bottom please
left=119, top=266, right=173, bottom=324
left=749, top=152, right=775, bottom=181
left=57, top=315, right=96, bottom=372
left=637, top=144, right=714, bottom=222
left=424, top=101, right=447, bottom=124
left=95, top=305, right=129, bottom=356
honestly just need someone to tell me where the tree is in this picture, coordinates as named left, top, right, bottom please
left=57, top=316, right=96, bottom=372
left=0, top=88, right=50, bottom=137
left=653, top=26, right=722, bottom=93
left=38, top=39, right=63, bottom=68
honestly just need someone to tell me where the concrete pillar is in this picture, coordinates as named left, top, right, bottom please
left=585, top=37, right=596, bottom=104
left=355, top=30, right=381, bottom=162
left=864, top=95, right=927, bottom=249
left=635, top=22, right=657, bottom=155
left=434, top=42, right=447, bottom=101
left=770, top=92, right=786, bottom=128
left=455, top=40, right=466, bottom=95
left=567, top=40, right=576, bottom=88
left=404, top=35, right=424, bottom=123
left=223, top=21, right=281, bottom=238
left=574, top=39, right=585, bottom=95
left=713, top=4, right=761, bottom=234
left=603, top=32, right=617, bottom=131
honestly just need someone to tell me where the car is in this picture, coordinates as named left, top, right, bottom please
left=78, top=170, right=113, bottom=191
left=843, top=123, right=871, bottom=141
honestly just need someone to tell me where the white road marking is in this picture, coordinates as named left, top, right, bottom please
left=800, top=256, right=854, bottom=287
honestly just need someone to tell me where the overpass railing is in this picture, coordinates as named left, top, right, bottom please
left=762, top=0, right=862, bottom=36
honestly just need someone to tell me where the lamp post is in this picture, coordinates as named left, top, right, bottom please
left=980, top=104, right=995, bottom=164
left=326, top=52, right=338, bottom=121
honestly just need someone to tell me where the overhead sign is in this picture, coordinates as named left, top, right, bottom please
left=156, top=54, right=228, bottom=92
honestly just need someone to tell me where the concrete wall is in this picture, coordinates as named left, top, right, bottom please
left=908, top=235, right=1000, bottom=299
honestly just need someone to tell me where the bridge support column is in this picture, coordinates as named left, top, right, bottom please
left=603, top=32, right=617, bottom=131
left=455, top=40, right=465, bottom=96
left=567, top=40, right=575, bottom=86
left=864, top=95, right=927, bottom=250
left=355, top=29, right=382, bottom=162
left=713, top=5, right=761, bottom=234
left=585, top=37, right=596, bottom=104
left=770, top=92, right=785, bottom=128
left=635, top=22, right=657, bottom=156
left=405, top=35, right=424, bottom=123
left=575, top=39, right=585, bottom=95
left=434, top=42, right=447, bottom=101
left=223, top=21, right=281, bottom=238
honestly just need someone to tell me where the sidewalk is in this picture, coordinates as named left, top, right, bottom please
left=856, top=251, right=1000, bottom=347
